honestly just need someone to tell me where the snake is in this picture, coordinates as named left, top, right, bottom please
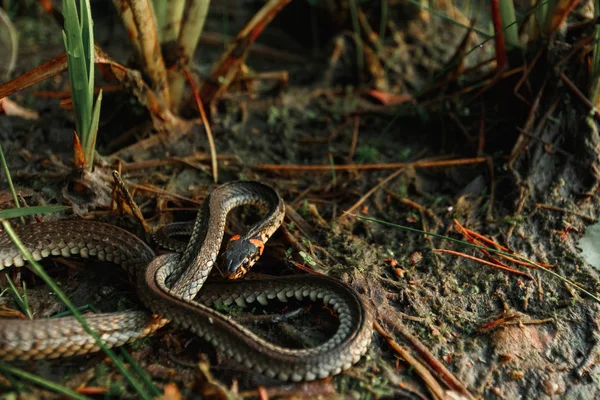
left=0, top=181, right=373, bottom=382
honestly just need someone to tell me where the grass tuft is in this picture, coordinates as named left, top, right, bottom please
left=62, top=0, right=102, bottom=171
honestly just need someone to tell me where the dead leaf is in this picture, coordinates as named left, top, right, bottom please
left=0, top=97, right=39, bottom=119
left=364, top=89, right=412, bottom=106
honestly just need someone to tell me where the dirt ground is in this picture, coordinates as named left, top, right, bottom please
left=1, top=1, right=600, bottom=399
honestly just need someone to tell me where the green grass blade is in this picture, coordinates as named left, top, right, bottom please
left=0, top=220, right=154, bottom=400
left=62, top=0, right=92, bottom=156
left=152, top=0, right=167, bottom=41
left=347, top=213, right=600, bottom=304
left=79, top=0, right=94, bottom=82
left=79, top=0, right=95, bottom=143
left=0, top=142, right=23, bottom=224
left=0, top=205, right=70, bottom=219
left=118, top=348, right=161, bottom=397
left=536, top=0, right=548, bottom=32
left=0, top=363, right=92, bottom=400
left=498, top=0, right=519, bottom=48
left=86, top=89, right=102, bottom=170
left=163, top=0, right=186, bottom=42
left=4, top=276, right=32, bottom=319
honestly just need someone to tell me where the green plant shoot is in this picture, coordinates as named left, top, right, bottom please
left=62, top=0, right=102, bottom=170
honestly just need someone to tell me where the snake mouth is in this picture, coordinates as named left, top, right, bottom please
left=227, top=265, right=249, bottom=280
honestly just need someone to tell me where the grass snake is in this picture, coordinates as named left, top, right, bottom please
left=0, top=181, right=373, bottom=381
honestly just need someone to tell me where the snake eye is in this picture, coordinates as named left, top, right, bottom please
left=222, top=238, right=260, bottom=279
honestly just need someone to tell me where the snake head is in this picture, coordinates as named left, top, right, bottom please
left=222, top=236, right=264, bottom=279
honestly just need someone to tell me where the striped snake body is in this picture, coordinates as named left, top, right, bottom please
left=0, top=181, right=373, bottom=381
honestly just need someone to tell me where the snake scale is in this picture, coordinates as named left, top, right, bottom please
left=0, top=181, right=373, bottom=381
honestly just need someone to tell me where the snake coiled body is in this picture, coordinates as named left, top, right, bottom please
left=0, top=181, right=373, bottom=381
